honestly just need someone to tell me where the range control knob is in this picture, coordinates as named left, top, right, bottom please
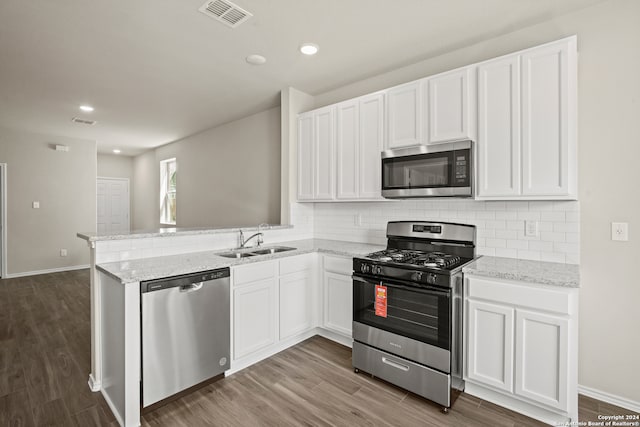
left=414, top=272, right=423, bottom=281
left=360, top=264, right=371, bottom=274
left=427, top=273, right=438, bottom=285
left=375, top=265, right=383, bottom=275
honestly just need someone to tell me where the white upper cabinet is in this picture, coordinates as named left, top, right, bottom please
left=477, top=36, right=577, bottom=200
left=336, top=94, right=384, bottom=200
left=314, top=107, right=335, bottom=200
left=336, top=100, right=360, bottom=199
left=386, top=81, right=422, bottom=149
left=427, top=67, right=476, bottom=144
left=358, top=93, right=384, bottom=199
left=477, top=55, right=521, bottom=197
left=297, top=107, right=335, bottom=201
left=297, top=113, right=314, bottom=200
left=299, top=93, right=384, bottom=202
left=521, top=38, right=577, bottom=198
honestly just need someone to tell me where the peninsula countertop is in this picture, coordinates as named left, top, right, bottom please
left=77, top=224, right=293, bottom=242
left=96, top=238, right=385, bottom=284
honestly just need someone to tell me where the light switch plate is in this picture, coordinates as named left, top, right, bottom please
left=60, top=249, right=68, bottom=257
left=32, top=201, right=40, bottom=209
left=525, top=220, right=539, bottom=237
left=611, top=222, right=629, bottom=241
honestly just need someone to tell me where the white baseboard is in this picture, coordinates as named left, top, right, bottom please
left=88, top=374, right=101, bottom=392
left=579, top=384, right=640, bottom=413
left=3, top=264, right=90, bottom=279
left=316, top=328, right=353, bottom=348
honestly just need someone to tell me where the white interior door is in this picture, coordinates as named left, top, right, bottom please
left=97, top=178, right=130, bottom=234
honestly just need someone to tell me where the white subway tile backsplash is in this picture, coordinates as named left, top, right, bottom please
left=507, top=240, right=529, bottom=250
left=495, top=248, right=518, bottom=258
left=313, top=200, right=580, bottom=264
left=486, top=238, right=507, bottom=248
left=541, top=211, right=566, bottom=222
left=541, top=231, right=566, bottom=242
left=495, top=211, right=518, bottom=221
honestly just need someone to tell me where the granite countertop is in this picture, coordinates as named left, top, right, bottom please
left=96, top=238, right=385, bottom=284
left=77, top=224, right=293, bottom=242
left=463, top=256, right=580, bottom=288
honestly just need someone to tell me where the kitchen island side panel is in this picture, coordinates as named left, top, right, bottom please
left=100, top=272, right=141, bottom=427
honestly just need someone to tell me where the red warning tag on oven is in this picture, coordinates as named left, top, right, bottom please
left=375, top=284, right=387, bottom=318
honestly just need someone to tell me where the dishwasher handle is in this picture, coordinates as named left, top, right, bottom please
left=180, top=282, right=204, bottom=293
left=140, top=268, right=230, bottom=293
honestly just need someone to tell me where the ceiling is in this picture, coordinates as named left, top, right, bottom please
left=0, top=0, right=605, bottom=156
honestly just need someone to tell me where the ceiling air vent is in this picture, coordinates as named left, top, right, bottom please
left=71, top=117, right=97, bottom=125
left=198, top=0, right=252, bottom=28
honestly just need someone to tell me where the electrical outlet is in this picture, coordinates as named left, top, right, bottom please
left=611, top=222, right=629, bottom=241
left=60, top=249, right=67, bottom=257
left=32, top=201, right=40, bottom=209
left=525, top=220, right=539, bottom=237
left=354, top=214, right=362, bottom=227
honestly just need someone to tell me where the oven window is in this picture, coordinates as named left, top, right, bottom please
left=353, top=279, right=450, bottom=350
left=383, top=153, right=452, bottom=189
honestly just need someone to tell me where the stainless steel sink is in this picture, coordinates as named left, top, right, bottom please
left=217, top=251, right=257, bottom=259
left=249, top=246, right=297, bottom=255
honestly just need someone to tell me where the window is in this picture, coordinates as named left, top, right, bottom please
left=160, top=158, right=177, bottom=225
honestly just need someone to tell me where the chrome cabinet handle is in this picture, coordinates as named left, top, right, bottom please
left=381, top=357, right=410, bottom=372
left=180, top=282, right=204, bottom=293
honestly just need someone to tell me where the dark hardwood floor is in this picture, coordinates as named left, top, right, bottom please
left=1, top=270, right=636, bottom=426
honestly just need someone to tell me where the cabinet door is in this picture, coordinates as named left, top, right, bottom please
left=521, top=38, right=575, bottom=197
left=279, top=270, right=312, bottom=340
left=314, top=107, right=335, bottom=200
left=515, top=309, right=568, bottom=411
left=386, top=81, right=422, bottom=149
left=428, top=68, right=474, bottom=143
left=323, top=271, right=352, bottom=336
left=336, top=101, right=359, bottom=199
left=297, top=113, right=315, bottom=200
left=359, top=93, right=384, bottom=199
left=467, top=300, right=514, bottom=393
left=477, top=56, right=521, bottom=198
left=233, top=278, right=277, bottom=360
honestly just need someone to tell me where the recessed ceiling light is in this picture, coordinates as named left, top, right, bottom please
left=246, top=54, right=266, bottom=65
left=79, top=105, right=94, bottom=112
left=113, top=149, right=121, bottom=154
left=300, top=43, right=319, bottom=55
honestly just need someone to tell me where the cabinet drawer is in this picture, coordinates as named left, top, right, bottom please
left=466, top=276, right=573, bottom=315
left=233, top=261, right=277, bottom=287
left=280, top=253, right=315, bottom=276
left=323, top=255, right=352, bottom=275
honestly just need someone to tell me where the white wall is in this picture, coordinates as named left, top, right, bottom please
left=132, top=107, right=281, bottom=230
left=292, top=0, right=640, bottom=405
left=0, top=126, right=96, bottom=275
left=97, top=153, right=133, bottom=181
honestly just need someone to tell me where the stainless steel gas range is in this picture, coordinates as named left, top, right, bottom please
left=352, top=221, right=476, bottom=411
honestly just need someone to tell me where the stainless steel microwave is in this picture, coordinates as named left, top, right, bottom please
left=381, top=140, right=473, bottom=198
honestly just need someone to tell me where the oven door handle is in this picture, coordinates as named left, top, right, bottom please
left=352, top=274, right=450, bottom=297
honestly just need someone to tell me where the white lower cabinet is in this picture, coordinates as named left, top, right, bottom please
left=233, top=277, right=277, bottom=359
left=321, top=255, right=353, bottom=337
left=465, top=275, right=578, bottom=424
left=231, top=254, right=317, bottom=367
left=279, top=269, right=312, bottom=340
left=515, top=309, right=569, bottom=410
left=466, top=300, right=514, bottom=393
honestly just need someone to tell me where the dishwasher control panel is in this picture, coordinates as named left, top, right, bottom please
left=140, top=268, right=230, bottom=293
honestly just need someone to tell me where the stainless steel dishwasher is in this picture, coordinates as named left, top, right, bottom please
left=140, top=268, right=230, bottom=408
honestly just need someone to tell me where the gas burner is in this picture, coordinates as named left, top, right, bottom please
left=365, top=249, right=463, bottom=270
